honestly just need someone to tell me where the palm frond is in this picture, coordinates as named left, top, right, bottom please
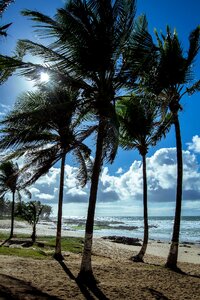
left=72, top=144, right=92, bottom=187
left=187, top=26, right=200, bottom=65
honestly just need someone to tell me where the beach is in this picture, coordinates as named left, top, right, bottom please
left=0, top=219, right=200, bottom=299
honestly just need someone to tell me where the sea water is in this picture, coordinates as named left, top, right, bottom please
left=61, top=215, right=200, bottom=243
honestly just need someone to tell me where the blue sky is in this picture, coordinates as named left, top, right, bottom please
left=0, top=0, right=200, bottom=217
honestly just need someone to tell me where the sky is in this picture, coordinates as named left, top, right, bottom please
left=0, top=0, right=200, bottom=217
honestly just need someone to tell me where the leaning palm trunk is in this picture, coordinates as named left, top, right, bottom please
left=54, top=152, right=66, bottom=261
left=10, top=191, right=15, bottom=238
left=166, top=113, right=183, bottom=269
left=78, top=121, right=105, bottom=282
left=132, top=153, right=148, bottom=262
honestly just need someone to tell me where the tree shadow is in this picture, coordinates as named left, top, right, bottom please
left=146, top=287, right=170, bottom=300
left=143, top=261, right=200, bottom=279
left=58, top=260, right=109, bottom=300
left=0, top=237, right=11, bottom=247
left=0, top=274, right=60, bottom=299
left=165, top=265, right=200, bottom=279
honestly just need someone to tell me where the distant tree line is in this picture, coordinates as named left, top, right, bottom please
left=0, top=197, right=52, bottom=220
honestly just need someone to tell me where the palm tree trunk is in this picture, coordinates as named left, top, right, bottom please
left=31, top=223, right=36, bottom=243
left=78, top=120, right=104, bottom=282
left=132, top=153, right=148, bottom=262
left=166, top=113, right=183, bottom=269
left=10, top=191, right=15, bottom=239
left=54, top=152, right=66, bottom=261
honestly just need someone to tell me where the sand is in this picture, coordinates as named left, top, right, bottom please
left=0, top=219, right=200, bottom=299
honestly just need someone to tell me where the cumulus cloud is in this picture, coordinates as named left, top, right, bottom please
left=187, top=135, right=200, bottom=153
left=28, top=136, right=200, bottom=215
left=116, top=167, right=123, bottom=174
left=100, top=148, right=200, bottom=203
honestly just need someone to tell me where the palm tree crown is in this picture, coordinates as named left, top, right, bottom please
left=140, top=25, right=200, bottom=269
left=0, top=84, right=92, bottom=185
left=0, top=160, right=31, bottom=238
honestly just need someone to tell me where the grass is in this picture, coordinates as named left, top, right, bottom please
left=0, top=246, right=49, bottom=259
left=0, top=235, right=84, bottom=259
left=71, top=224, right=111, bottom=230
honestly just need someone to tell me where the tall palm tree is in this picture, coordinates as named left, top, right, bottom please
left=117, top=95, right=171, bottom=262
left=142, top=26, right=200, bottom=269
left=0, top=0, right=149, bottom=280
left=0, top=84, right=93, bottom=259
left=0, top=160, right=31, bottom=238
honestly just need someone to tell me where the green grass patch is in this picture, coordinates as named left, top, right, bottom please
left=41, top=236, right=84, bottom=253
left=0, top=236, right=84, bottom=259
left=0, top=246, right=49, bottom=259
left=71, top=224, right=110, bottom=230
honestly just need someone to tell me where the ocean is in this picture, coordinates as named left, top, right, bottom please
left=60, top=215, right=200, bottom=244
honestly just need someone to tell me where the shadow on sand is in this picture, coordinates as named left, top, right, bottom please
left=140, top=260, right=200, bottom=279
left=146, top=287, right=170, bottom=300
left=58, top=260, right=109, bottom=300
left=0, top=237, right=11, bottom=247
left=0, top=274, right=60, bottom=299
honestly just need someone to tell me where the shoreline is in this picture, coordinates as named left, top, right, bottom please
left=0, top=219, right=199, bottom=265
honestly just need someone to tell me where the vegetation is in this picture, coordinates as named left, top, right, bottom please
left=0, top=197, right=52, bottom=220
left=117, top=95, right=171, bottom=262
left=0, top=161, right=31, bottom=238
left=15, top=200, right=45, bottom=242
left=0, top=0, right=14, bottom=37
left=140, top=25, right=200, bottom=269
left=0, top=84, right=92, bottom=260
left=0, top=235, right=84, bottom=259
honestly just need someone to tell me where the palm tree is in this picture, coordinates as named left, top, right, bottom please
left=142, top=26, right=200, bottom=269
left=0, top=84, right=93, bottom=260
left=0, top=0, right=150, bottom=280
left=16, top=200, right=44, bottom=242
left=117, top=95, right=171, bottom=262
left=0, top=160, right=31, bottom=238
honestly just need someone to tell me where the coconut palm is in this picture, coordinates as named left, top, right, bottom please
left=117, top=94, right=171, bottom=262
left=141, top=26, right=200, bottom=269
left=16, top=200, right=44, bottom=242
left=0, top=0, right=152, bottom=280
left=0, top=160, right=31, bottom=238
left=0, top=83, right=93, bottom=260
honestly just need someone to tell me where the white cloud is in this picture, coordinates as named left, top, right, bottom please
left=116, top=167, right=123, bottom=174
left=187, top=135, right=200, bottom=153
left=29, top=187, right=40, bottom=194
left=27, top=136, right=200, bottom=216
left=36, top=193, right=54, bottom=200
left=100, top=147, right=200, bottom=204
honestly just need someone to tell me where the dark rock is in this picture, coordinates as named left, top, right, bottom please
left=22, top=241, right=33, bottom=248
left=102, top=236, right=142, bottom=246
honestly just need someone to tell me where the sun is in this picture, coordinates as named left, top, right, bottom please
left=40, top=72, right=49, bottom=82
